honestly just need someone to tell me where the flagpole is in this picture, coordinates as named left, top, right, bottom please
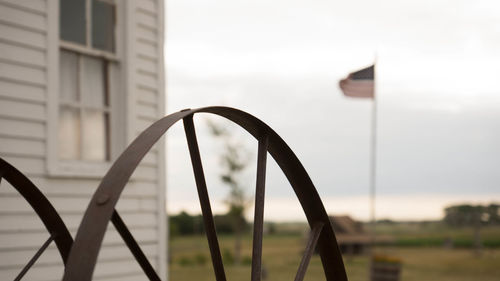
left=338, top=61, right=377, bottom=276
left=369, top=65, right=377, bottom=251
left=337, top=62, right=377, bottom=250
left=370, top=92, right=377, bottom=245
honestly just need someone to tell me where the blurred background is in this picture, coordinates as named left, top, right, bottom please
left=165, top=0, right=500, bottom=280
left=0, top=0, right=498, bottom=280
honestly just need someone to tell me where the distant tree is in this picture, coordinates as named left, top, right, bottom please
left=376, top=219, right=396, bottom=224
left=208, top=119, right=251, bottom=264
left=169, top=211, right=204, bottom=236
left=484, top=204, right=500, bottom=224
left=443, top=203, right=500, bottom=254
left=266, top=222, right=277, bottom=235
left=444, top=204, right=499, bottom=226
left=214, top=214, right=248, bottom=234
left=170, top=211, right=249, bottom=237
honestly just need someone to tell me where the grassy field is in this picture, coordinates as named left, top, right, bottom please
left=374, top=222, right=500, bottom=248
left=168, top=233, right=500, bottom=281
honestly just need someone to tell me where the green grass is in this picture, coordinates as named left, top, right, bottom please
left=168, top=233, right=500, bottom=281
left=375, top=223, right=500, bottom=248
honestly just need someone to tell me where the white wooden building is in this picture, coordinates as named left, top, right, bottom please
left=0, top=0, right=166, bottom=279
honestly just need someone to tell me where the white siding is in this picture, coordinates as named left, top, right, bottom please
left=0, top=0, right=166, bottom=280
left=0, top=3, right=51, bottom=278
left=130, top=1, right=167, bottom=277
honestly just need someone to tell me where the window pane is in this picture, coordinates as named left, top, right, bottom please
left=81, top=56, right=107, bottom=107
left=60, top=51, right=79, bottom=102
left=58, top=107, right=81, bottom=160
left=82, top=110, right=109, bottom=161
left=60, top=0, right=86, bottom=45
left=92, top=0, right=115, bottom=52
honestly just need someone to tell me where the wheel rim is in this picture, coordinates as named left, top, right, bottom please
left=0, top=158, right=73, bottom=280
left=63, top=106, right=348, bottom=281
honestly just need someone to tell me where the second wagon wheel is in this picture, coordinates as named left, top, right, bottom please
left=0, top=158, right=73, bottom=281
left=62, top=106, right=348, bottom=281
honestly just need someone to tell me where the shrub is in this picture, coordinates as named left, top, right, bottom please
left=242, top=255, right=252, bottom=265
left=222, top=248, right=235, bottom=265
left=178, top=256, right=194, bottom=266
left=194, top=253, right=207, bottom=265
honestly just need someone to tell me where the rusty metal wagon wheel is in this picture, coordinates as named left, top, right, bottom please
left=0, top=158, right=73, bottom=281
left=63, top=106, right=348, bottom=281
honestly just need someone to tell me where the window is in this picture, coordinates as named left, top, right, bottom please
left=58, top=51, right=110, bottom=161
left=58, top=0, right=116, bottom=163
left=60, top=0, right=116, bottom=52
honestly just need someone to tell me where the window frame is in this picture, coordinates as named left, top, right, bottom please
left=47, top=0, right=126, bottom=178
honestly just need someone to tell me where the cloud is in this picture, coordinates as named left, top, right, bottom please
left=165, top=0, right=500, bottom=220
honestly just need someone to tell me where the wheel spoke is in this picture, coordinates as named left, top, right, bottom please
left=251, top=136, right=269, bottom=281
left=294, top=222, right=324, bottom=281
left=112, top=211, right=160, bottom=281
left=183, top=116, right=227, bottom=281
left=15, top=234, right=55, bottom=281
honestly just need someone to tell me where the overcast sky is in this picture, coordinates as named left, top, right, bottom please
left=164, top=0, right=500, bottom=221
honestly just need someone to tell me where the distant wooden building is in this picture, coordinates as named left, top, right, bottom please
left=330, top=215, right=370, bottom=255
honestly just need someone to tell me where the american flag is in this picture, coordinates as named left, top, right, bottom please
left=339, top=65, right=375, bottom=99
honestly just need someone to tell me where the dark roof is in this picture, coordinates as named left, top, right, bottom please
left=329, top=215, right=371, bottom=244
left=329, top=215, right=365, bottom=234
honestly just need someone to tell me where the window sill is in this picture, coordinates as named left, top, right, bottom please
left=60, top=40, right=119, bottom=62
